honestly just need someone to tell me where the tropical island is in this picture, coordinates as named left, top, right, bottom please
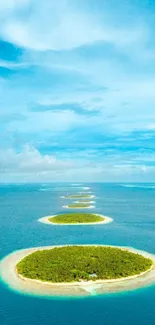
left=1, top=245, right=155, bottom=297
left=64, top=203, right=94, bottom=209
left=16, top=246, right=153, bottom=283
left=62, top=194, right=95, bottom=199
left=49, top=213, right=103, bottom=224
left=38, top=213, right=113, bottom=225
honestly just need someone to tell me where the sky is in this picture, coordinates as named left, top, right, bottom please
left=0, top=0, right=155, bottom=183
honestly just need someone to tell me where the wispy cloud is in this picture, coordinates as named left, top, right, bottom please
left=0, top=1, right=147, bottom=51
left=0, top=0, right=155, bottom=182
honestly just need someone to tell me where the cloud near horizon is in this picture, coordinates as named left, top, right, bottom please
left=0, top=0, right=155, bottom=182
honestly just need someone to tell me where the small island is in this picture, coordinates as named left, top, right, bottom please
left=49, top=213, right=103, bottom=224
left=62, top=194, right=95, bottom=199
left=38, top=213, right=113, bottom=225
left=64, top=203, right=95, bottom=209
left=1, top=245, right=155, bottom=297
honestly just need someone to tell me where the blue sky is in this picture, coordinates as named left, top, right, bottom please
left=0, top=0, right=155, bottom=182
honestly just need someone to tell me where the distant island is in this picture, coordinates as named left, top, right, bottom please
left=16, top=246, right=153, bottom=283
left=49, top=213, right=103, bottom=224
left=64, top=203, right=94, bottom=209
left=62, top=194, right=95, bottom=199
left=38, top=213, right=113, bottom=225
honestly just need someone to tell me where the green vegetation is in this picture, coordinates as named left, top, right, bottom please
left=66, top=203, right=92, bottom=208
left=64, top=194, right=93, bottom=199
left=17, top=246, right=153, bottom=283
left=49, top=213, right=103, bottom=224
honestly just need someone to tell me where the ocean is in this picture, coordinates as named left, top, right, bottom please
left=0, top=183, right=155, bottom=325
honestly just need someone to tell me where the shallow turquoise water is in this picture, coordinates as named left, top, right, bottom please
left=0, top=183, right=155, bottom=325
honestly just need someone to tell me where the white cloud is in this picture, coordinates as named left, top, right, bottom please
left=0, top=59, right=28, bottom=69
left=0, top=0, right=154, bottom=138
left=0, top=1, right=103, bottom=50
left=0, top=0, right=30, bottom=11
left=0, top=0, right=148, bottom=51
left=1, top=145, right=155, bottom=183
left=1, top=1, right=155, bottom=183
left=146, top=123, right=155, bottom=130
left=0, top=145, right=73, bottom=174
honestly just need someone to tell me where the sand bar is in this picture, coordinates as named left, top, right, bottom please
left=1, top=245, right=155, bottom=298
left=38, top=214, right=113, bottom=225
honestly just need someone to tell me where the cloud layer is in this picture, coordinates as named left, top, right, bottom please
left=0, top=0, right=155, bottom=182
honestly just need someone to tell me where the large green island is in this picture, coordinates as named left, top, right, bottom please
left=1, top=245, right=155, bottom=297
left=48, top=213, right=105, bottom=224
left=17, top=246, right=153, bottom=283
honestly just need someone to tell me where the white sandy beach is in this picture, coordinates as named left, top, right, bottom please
left=63, top=205, right=95, bottom=209
left=38, top=214, right=113, bottom=226
left=74, top=201, right=95, bottom=204
left=1, top=245, right=155, bottom=297
left=81, top=187, right=90, bottom=190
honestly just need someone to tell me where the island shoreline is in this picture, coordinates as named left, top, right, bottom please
left=60, top=195, right=95, bottom=199
left=38, top=214, right=113, bottom=225
left=63, top=205, right=95, bottom=209
left=1, top=245, right=155, bottom=297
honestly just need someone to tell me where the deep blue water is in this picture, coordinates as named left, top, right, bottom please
left=0, top=183, right=155, bottom=325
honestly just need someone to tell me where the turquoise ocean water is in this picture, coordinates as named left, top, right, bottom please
left=0, top=183, right=155, bottom=325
